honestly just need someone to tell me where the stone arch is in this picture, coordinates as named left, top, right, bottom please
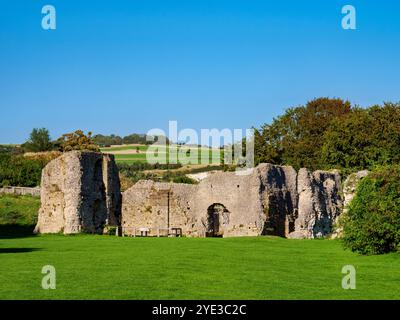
left=206, top=203, right=230, bottom=237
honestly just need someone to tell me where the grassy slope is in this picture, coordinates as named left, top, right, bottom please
left=0, top=195, right=40, bottom=226
left=0, top=235, right=399, bottom=300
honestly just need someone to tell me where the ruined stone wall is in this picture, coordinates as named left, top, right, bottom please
left=257, top=164, right=298, bottom=237
left=342, top=170, right=369, bottom=209
left=122, top=163, right=345, bottom=239
left=191, top=170, right=263, bottom=237
left=122, top=180, right=196, bottom=236
left=34, top=151, right=121, bottom=234
left=330, top=170, right=369, bottom=239
left=35, top=152, right=359, bottom=239
left=288, top=169, right=342, bottom=239
left=0, top=186, right=41, bottom=197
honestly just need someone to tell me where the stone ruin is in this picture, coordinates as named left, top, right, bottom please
left=122, top=164, right=343, bottom=238
left=35, top=151, right=366, bottom=238
left=34, top=151, right=121, bottom=234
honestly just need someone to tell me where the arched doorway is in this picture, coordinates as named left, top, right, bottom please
left=206, top=203, right=230, bottom=237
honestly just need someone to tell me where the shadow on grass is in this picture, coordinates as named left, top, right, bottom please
left=0, top=248, right=41, bottom=254
left=0, top=224, right=37, bottom=239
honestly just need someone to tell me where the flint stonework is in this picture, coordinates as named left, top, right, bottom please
left=34, top=151, right=121, bottom=234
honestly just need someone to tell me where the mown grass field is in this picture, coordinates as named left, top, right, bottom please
left=0, top=235, right=399, bottom=300
left=1, top=195, right=399, bottom=300
left=101, top=144, right=223, bottom=165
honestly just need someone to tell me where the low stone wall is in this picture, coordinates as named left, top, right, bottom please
left=0, top=186, right=41, bottom=197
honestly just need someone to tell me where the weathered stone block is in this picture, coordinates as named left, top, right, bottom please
left=122, top=163, right=344, bottom=239
left=34, top=151, right=121, bottom=234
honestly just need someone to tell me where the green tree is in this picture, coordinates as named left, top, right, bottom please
left=93, top=134, right=123, bottom=147
left=23, top=128, right=52, bottom=152
left=255, top=97, right=351, bottom=170
left=321, top=103, right=400, bottom=171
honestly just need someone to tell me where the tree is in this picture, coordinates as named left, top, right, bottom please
left=123, top=133, right=145, bottom=144
left=23, top=128, right=52, bottom=152
left=321, top=103, right=400, bottom=171
left=255, top=97, right=351, bottom=170
left=93, top=134, right=123, bottom=147
left=57, top=130, right=100, bottom=152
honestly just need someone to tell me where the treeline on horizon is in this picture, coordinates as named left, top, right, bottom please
left=254, top=97, right=400, bottom=173
left=0, top=132, right=166, bottom=154
left=92, top=133, right=169, bottom=147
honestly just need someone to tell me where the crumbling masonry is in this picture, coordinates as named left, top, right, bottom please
left=35, top=151, right=363, bottom=238
left=122, top=164, right=343, bottom=239
left=34, top=151, right=121, bottom=234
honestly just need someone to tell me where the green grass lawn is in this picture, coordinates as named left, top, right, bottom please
left=0, top=235, right=399, bottom=300
left=1, top=195, right=398, bottom=300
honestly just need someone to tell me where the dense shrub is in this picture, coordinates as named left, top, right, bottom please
left=0, top=145, right=18, bottom=154
left=0, top=154, right=47, bottom=187
left=117, top=162, right=182, bottom=173
left=56, top=130, right=100, bottom=152
left=341, top=166, right=400, bottom=255
left=23, top=151, right=62, bottom=163
left=119, top=170, right=197, bottom=185
left=161, top=172, right=197, bottom=184
left=0, top=195, right=40, bottom=225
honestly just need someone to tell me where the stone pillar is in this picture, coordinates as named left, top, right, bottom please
left=34, top=151, right=122, bottom=234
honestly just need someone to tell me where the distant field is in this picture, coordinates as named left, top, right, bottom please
left=102, top=144, right=223, bottom=165
left=113, top=153, right=148, bottom=162
left=102, top=145, right=149, bottom=152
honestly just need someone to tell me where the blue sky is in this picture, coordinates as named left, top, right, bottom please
left=1, top=0, right=400, bottom=143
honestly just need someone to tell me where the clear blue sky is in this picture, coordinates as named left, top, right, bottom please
left=1, top=0, right=400, bottom=143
